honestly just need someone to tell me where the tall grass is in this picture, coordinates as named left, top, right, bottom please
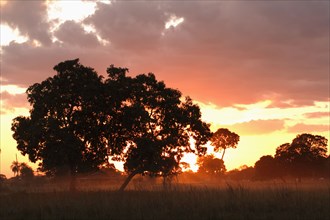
left=1, top=180, right=329, bottom=220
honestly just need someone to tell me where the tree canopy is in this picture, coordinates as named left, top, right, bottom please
left=274, top=133, right=328, bottom=179
left=275, top=133, right=328, bottom=162
left=197, top=154, right=226, bottom=175
left=12, top=59, right=108, bottom=179
left=12, top=59, right=211, bottom=191
left=210, top=128, right=239, bottom=160
left=10, top=161, right=34, bottom=180
left=107, top=72, right=211, bottom=190
left=254, top=155, right=281, bottom=180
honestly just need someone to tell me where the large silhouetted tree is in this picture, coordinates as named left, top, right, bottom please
left=275, top=133, right=328, bottom=180
left=210, top=128, right=239, bottom=160
left=111, top=73, right=211, bottom=191
left=12, top=59, right=212, bottom=191
left=11, top=59, right=108, bottom=190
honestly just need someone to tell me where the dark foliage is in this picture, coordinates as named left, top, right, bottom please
left=12, top=59, right=108, bottom=178
left=210, top=128, right=239, bottom=160
left=274, top=133, right=328, bottom=179
left=12, top=59, right=211, bottom=191
left=197, top=154, right=226, bottom=175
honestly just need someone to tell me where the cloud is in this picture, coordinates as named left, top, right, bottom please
left=287, top=123, right=330, bottom=133
left=223, top=119, right=285, bottom=136
left=162, top=2, right=329, bottom=107
left=1, top=41, right=121, bottom=87
left=54, top=21, right=101, bottom=47
left=85, top=1, right=166, bottom=52
left=1, top=1, right=329, bottom=109
left=86, top=1, right=329, bottom=107
left=1, top=1, right=52, bottom=46
left=303, top=112, right=329, bottom=119
left=0, top=91, right=29, bottom=114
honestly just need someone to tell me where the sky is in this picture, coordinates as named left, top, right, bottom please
left=0, top=0, right=329, bottom=177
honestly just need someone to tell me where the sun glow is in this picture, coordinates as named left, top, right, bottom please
left=46, top=1, right=109, bottom=45
left=197, top=100, right=330, bottom=129
left=0, top=24, right=28, bottom=46
left=181, top=153, right=198, bottom=172
left=165, top=15, right=184, bottom=29
left=0, top=85, right=27, bottom=94
left=0, top=0, right=7, bottom=6
left=82, top=24, right=110, bottom=46
left=46, top=0, right=97, bottom=25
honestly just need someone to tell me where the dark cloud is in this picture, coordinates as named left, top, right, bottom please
left=1, top=1, right=52, bottom=46
left=224, top=119, right=285, bottom=136
left=287, top=123, right=330, bottom=133
left=154, top=1, right=330, bottom=107
left=1, top=1, right=329, bottom=108
left=85, top=1, right=165, bottom=51
left=1, top=42, right=116, bottom=86
left=54, top=21, right=101, bottom=48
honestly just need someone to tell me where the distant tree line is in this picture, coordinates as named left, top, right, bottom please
left=10, top=161, right=34, bottom=180
left=254, top=133, right=329, bottom=181
left=224, top=133, right=329, bottom=182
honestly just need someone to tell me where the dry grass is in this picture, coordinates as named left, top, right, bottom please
left=0, top=178, right=329, bottom=220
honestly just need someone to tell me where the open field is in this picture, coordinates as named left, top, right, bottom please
left=1, top=178, right=329, bottom=220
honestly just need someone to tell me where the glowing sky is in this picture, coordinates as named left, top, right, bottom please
left=1, top=0, right=329, bottom=177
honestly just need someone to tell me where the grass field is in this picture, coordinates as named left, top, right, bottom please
left=0, top=178, right=329, bottom=220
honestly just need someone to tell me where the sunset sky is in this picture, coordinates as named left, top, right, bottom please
left=1, top=0, right=329, bottom=177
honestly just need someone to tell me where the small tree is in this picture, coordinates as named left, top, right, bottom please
left=19, top=163, right=34, bottom=180
left=10, top=161, right=20, bottom=177
left=210, top=128, right=239, bottom=160
left=197, top=154, right=226, bottom=175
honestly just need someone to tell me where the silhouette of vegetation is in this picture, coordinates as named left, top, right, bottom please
left=226, top=165, right=255, bottom=181
left=1, top=183, right=329, bottom=220
left=253, top=133, right=329, bottom=181
left=274, top=133, right=328, bottom=180
left=0, top=174, right=7, bottom=183
left=19, top=163, right=34, bottom=180
left=12, top=59, right=211, bottom=191
left=197, top=154, right=226, bottom=175
left=12, top=59, right=109, bottom=190
left=210, top=128, right=239, bottom=160
left=9, top=59, right=329, bottom=197
left=5, top=57, right=330, bottom=220
left=9, top=161, right=34, bottom=180
left=254, top=155, right=282, bottom=180
left=109, top=72, right=211, bottom=191
left=10, top=160, right=20, bottom=177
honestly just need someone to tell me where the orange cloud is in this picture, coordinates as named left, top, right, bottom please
left=303, top=112, right=329, bottom=119
left=0, top=91, right=29, bottom=114
left=224, top=119, right=285, bottom=136
left=287, top=123, right=329, bottom=133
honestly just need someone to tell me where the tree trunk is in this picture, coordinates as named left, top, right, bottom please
left=221, top=148, right=226, bottom=160
left=118, top=170, right=139, bottom=192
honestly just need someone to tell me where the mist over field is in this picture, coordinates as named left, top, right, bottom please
left=1, top=173, right=329, bottom=220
